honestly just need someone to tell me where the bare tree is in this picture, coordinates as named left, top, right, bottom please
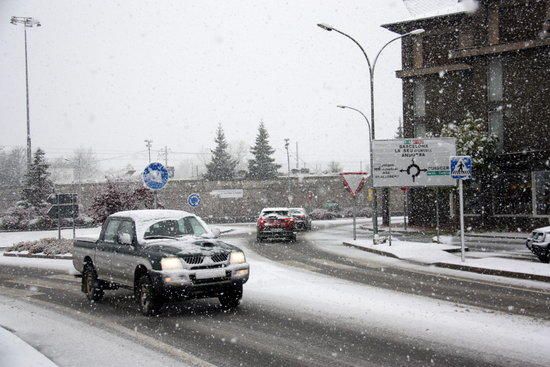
left=70, top=148, right=99, bottom=183
left=0, top=146, right=26, bottom=186
left=328, top=161, right=342, bottom=174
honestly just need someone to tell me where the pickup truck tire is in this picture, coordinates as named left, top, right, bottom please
left=136, top=274, right=162, bottom=316
left=218, top=284, right=242, bottom=309
left=82, top=264, right=104, bottom=302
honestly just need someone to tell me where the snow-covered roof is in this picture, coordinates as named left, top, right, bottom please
left=111, top=209, right=194, bottom=221
left=533, top=226, right=550, bottom=233
left=261, top=207, right=289, bottom=212
left=382, top=0, right=479, bottom=33
left=110, top=209, right=210, bottom=244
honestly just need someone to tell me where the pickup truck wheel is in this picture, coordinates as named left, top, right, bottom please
left=82, top=264, right=104, bottom=302
left=219, top=284, right=242, bottom=309
left=537, top=253, right=550, bottom=263
left=137, top=275, right=162, bottom=316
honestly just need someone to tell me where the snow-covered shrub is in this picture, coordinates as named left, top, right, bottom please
left=0, top=205, right=54, bottom=230
left=89, top=181, right=156, bottom=224
left=7, top=237, right=73, bottom=256
left=309, top=209, right=338, bottom=220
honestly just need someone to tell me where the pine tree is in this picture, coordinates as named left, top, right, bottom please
left=20, top=148, right=53, bottom=208
left=247, top=122, right=281, bottom=180
left=204, top=125, right=238, bottom=181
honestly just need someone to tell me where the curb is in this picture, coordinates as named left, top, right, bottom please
left=3, top=252, right=72, bottom=260
left=343, top=241, right=548, bottom=283
left=433, top=262, right=550, bottom=283
left=343, top=241, right=400, bottom=259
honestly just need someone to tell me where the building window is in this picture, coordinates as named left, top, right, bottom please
left=488, top=109, right=504, bottom=151
left=492, top=172, right=532, bottom=215
left=413, top=80, right=426, bottom=117
left=533, top=171, right=550, bottom=216
left=487, top=59, right=503, bottom=102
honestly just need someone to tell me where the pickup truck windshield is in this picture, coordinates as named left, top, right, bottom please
left=143, top=217, right=207, bottom=239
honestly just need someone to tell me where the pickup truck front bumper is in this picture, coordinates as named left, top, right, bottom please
left=149, top=263, right=249, bottom=300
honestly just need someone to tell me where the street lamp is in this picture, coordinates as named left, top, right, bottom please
left=318, top=23, right=424, bottom=235
left=10, top=16, right=41, bottom=170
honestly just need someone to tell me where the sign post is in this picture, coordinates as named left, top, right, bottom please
left=340, top=172, right=368, bottom=240
left=142, top=162, right=170, bottom=208
left=450, top=156, right=473, bottom=262
left=47, top=193, right=78, bottom=239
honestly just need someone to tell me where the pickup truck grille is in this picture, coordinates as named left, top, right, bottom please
left=181, top=255, right=204, bottom=265
left=210, top=253, right=229, bottom=263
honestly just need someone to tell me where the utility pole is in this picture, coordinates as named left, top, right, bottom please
left=162, top=146, right=169, bottom=166
left=144, top=139, right=153, bottom=163
left=10, top=16, right=41, bottom=170
left=284, top=138, right=291, bottom=199
left=295, top=141, right=299, bottom=170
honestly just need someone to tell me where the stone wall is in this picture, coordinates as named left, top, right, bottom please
left=0, top=176, right=405, bottom=223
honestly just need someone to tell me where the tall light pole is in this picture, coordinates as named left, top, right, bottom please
left=10, top=16, right=41, bottom=170
left=337, top=105, right=375, bottom=237
left=318, top=23, right=424, bottom=235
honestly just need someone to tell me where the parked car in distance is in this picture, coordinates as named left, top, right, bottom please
left=73, top=210, right=249, bottom=316
left=526, top=226, right=550, bottom=263
left=289, top=207, right=312, bottom=231
left=257, top=207, right=296, bottom=242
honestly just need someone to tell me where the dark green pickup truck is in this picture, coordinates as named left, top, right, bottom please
left=73, top=209, right=249, bottom=315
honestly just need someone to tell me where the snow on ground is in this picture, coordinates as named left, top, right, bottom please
left=344, top=238, right=461, bottom=263
left=343, top=239, right=549, bottom=278
left=242, top=249, right=550, bottom=365
left=0, top=227, right=101, bottom=249
left=440, top=257, right=550, bottom=277
left=0, top=325, right=57, bottom=367
left=0, top=252, right=77, bottom=273
left=0, top=295, right=191, bottom=367
left=2, top=226, right=549, bottom=365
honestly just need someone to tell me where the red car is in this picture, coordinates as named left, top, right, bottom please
left=256, top=207, right=296, bottom=242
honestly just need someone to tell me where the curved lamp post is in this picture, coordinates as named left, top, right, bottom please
left=318, top=23, right=424, bottom=235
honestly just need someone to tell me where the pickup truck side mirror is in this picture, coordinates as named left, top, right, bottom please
left=118, top=232, right=133, bottom=245
left=211, top=227, right=221, bottom=238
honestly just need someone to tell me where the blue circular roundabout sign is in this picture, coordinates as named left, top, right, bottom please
left=187, top=193, right=201, bottom=207
left=142, top=162, right=169, bottom=190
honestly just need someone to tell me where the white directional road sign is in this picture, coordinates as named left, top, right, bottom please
left=372, top=138, right=456, bottom=187
left=210, top=189, right=244, bottom=199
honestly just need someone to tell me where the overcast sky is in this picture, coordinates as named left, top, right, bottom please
left=1, top=0, right=415, bottom=174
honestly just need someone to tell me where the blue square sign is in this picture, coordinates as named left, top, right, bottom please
left=450, top=156, right=473, bottom=180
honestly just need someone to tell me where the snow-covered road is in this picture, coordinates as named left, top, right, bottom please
left=0, top=223, right=549, bottom=366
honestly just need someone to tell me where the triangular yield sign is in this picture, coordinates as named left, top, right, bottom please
left=341, top=172, right=367, bottom=196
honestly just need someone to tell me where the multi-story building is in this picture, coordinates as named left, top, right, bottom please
left=383, top=0, right=549, bottom=229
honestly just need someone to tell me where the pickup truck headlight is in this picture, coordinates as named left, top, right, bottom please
left=161, top=257, right=184, bottom=271
left=229, top=251, right=246, bottom=264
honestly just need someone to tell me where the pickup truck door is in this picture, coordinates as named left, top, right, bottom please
left=110, top=219, right=138, bottom=287
left=94, top=218, right=121, bottom=282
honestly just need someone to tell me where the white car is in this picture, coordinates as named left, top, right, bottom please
left=525, top=226, right=550, bottom=263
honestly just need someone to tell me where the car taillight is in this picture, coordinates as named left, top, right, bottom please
left=257, top=217, right=265, bottom=229
left=284, top=217, right=294, bottom=228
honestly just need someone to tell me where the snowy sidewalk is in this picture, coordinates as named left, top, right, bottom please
left=0, top=326, right=57, bottom=367
left=344, top=239, right=550, bottom=282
